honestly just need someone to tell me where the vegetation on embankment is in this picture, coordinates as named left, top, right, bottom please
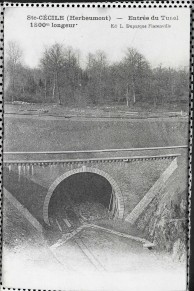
left=4, top=115, right=188, bottom=152
left=3, top=197, right=43, bottom=249
left=136, top=159, right=188, bottom=262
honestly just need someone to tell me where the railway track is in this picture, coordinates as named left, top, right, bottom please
left=48, top=203, right=106, bottom=272
left=74, top=237, right=105, bottom=272
left=48, top=198, right=155, bottom=272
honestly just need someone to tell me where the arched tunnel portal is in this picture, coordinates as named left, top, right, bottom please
left=43, top=167, right=124, bottom=226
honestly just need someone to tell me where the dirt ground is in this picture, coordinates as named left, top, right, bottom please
left=4, top=102, right=189, bottom=117
left=2, top=198, right=187, bottom=291
left=2, top=228, right=186, bottom=291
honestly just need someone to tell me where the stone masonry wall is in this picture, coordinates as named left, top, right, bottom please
left=4, top=157, right=172, bottom=224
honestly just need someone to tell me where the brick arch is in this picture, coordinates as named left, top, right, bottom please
left=43, top=166, right=124, bottom=225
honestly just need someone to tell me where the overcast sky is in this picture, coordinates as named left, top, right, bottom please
left=4, top=7, right=190, bottom=69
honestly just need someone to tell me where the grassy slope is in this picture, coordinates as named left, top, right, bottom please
left=3, top=197, right=43, bottom=249
left=4, top=117, right=188, bottom=152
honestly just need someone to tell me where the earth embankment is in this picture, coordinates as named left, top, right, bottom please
left=4, top=116, right=188, bottom=152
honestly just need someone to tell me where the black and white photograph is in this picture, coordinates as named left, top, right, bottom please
left=1, top=4, right=191, bottom=291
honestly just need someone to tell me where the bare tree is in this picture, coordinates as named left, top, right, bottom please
left=6, top=41, right=22, bottom=102
left=4, top=40, right=189, bottom=109
left=40, top=43, right=65, bottom=105
left=85, top=50, right=109, bottom=103
left=122, top=48, right=150, bottom=106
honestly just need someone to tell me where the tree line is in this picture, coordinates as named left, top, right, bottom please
left=5, top=41, right=189, bottom=108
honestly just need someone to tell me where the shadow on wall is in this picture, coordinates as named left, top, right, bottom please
left=3, top=166, right=47, bottom=224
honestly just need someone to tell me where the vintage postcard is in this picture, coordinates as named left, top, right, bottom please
left=1, top=3, right=192, bottom=291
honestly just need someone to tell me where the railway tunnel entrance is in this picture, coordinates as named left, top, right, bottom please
left=43, top=168, right=124, bottom=229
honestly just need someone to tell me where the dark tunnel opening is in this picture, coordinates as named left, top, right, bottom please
left=48, top=172, right=116, bottom=230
